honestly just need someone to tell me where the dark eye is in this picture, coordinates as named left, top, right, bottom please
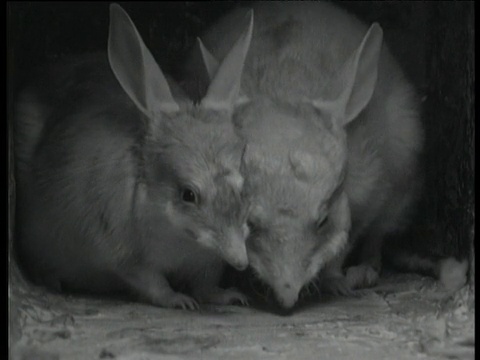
left=181, top=188, right=197, bottom=204
left=247, top=219, right=258, bottom=233
left=317, top=216, right=328, bottom=229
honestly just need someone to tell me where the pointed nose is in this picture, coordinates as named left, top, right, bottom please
left=275, top=282, right=300, bottom=310
left=225, top=249, right=248, bottom=271
left=229, top=258, right=249, bottom=271
left=223, top=227, right=249, bottom=271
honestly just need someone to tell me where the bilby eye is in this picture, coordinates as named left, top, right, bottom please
left=181, top=188, right=197, bottom=204
left=247, top=219, right=258, bottom=233
left=317, top=215, right=328, bottom=230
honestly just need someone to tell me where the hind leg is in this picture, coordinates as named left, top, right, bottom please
left=345, top=197, right=412, bottom=289
left=346, top=182, right=418, bottom=289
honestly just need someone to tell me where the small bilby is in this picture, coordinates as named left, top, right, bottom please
left=184, top=1, right=423, bottom=309
left=13, top=4, right=254, bottom=309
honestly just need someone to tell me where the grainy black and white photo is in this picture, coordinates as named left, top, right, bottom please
left=8, top=2, right=474, bottom=359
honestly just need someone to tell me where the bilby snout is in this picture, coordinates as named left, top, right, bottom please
left=222, top=226, right=249, bottom=270
left=229, top=257, right=249, bottom=271
left=274, top=282, right=301, bottom=310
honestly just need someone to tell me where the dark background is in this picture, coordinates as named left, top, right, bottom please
left=7, top=2, right=475, bottom=286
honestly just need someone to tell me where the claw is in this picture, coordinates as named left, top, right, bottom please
left=320, top=274, right=355, bottom=297
left=154, top=293, right=199, bottom=310
left=194, top=287, right=250, bottom=306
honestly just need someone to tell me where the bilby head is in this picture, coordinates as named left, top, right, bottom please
left=198, top=14, right=384, bottom=306
left=108, top=4, right=255, bottom=270
left=238, top=99, right=352, bottom=309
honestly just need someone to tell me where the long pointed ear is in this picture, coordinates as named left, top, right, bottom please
left=108, top=3, right=180, bottom=118
left=200, top=10, right=254, bottom=111
left=198, top=38, right=219, bottom=81
left=198, top=38, right=250, bottom=106
left=312, top=23, right=383, bottom=126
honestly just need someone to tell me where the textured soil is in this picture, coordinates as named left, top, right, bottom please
left=9, top=272, right=474, bottom=360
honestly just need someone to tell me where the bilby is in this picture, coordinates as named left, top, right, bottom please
left=185, top=1, right=423, bottom=309
left=14, top=4, right=255, bottom=309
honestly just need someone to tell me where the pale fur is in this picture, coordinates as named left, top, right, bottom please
left=13, top=5, right=252, bottom=309
left=185, top=1, right=423, bottom=308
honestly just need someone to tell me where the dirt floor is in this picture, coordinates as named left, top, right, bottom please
left=8, top=271, right=474, bottom=360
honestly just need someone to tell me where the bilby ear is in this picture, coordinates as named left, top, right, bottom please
left=312, top=23, right=383, bottom=126
left=108, top=3, right=180, bottom=119
left=200, top=10, right=253, bottom=111
left=198, top=38, right=250, bottom=107
left=198, top=38, right=220, bottom=81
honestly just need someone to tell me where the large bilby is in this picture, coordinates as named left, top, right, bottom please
left=14, top=4, right=255, bottom=309
left=185, top=1, right=423, bottom=310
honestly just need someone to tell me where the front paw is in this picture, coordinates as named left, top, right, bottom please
left=345, top=264, right=379, bottom=289
left=319, top=274, right=357, bottom=297
left=195, top=287, right=250, bottom=306
left=151, top=293, right=199, bottom=310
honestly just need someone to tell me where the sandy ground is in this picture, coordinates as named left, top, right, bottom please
left=9, top=273, right=474, bottom=360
